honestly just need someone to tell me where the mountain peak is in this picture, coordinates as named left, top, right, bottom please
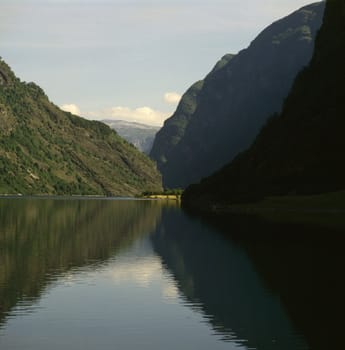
left=150, top=1, right=325, bottom=188
left=182, top=0, right=345, bottom=208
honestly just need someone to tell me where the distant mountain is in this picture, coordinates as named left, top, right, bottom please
left=182, top=0, right=345, bottom=209
left=102, top=119, right=159, bottom=154
left=0, top=59, right=162, bottom=196
left=150, top=2, right=325, bottom=188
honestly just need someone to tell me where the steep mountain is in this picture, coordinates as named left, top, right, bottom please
left=150, top=2, right=325, bottom=188
left=0, top=59, right=162, bottom=196
left=150, top=54, right=234, bottom=171
left=102, top=119, right=159, bottom=154
left=182, top=0, right=345, bottom=209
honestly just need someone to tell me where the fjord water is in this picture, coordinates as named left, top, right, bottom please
left=0, top=198, right=343, bottom=349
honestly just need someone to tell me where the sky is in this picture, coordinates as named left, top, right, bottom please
left=0, top=0, right=316, bottom=126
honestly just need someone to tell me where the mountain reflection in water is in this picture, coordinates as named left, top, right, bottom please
left=0, top=198, right=343, bottom=350
left=152, top=208, right=345, bottom=350
left=0, top=198, right=162, bottom=328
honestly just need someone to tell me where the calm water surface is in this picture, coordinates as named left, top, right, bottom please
left=0, top=198, right=344, bottom=350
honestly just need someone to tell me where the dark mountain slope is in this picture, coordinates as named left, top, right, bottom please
left=150, top=54, right=235, bottom=172
left=151, top=2, right=325, bottom=188
left=0, top=59, right=162, bottom=195
left=182, top=0, right=345, bottom=208
left=150, top=79, right=205, bottom=167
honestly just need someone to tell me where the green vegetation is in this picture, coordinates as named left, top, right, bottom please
left=150, top=2, right=325, bottom=188
left=0, top=58, right=162, bottom=196
left=182, top=0, right=345, bottom=211
left=141, top=188, right=183, bottom=200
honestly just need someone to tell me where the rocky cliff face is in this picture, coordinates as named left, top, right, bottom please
left=0, top=59, right=162, bottom=196
left=150, top=2, right=325, bottom=188
left=182, top=0, right=345, bottom=208
left=150, top=55, right=235, bottom=175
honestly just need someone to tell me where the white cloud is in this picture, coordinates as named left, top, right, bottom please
left=164, top=92, right=182, bottom=105
left=107, top=254, right=179, bottom=303
left=60, top=103, right=81, bottom=116
left=86, top=106, right=169, bottom=126
left=109, top=256, right=162, bottom=288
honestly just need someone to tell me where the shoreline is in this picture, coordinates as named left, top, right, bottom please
left=183, top=190, right=345, bottom=213
left=206, top=204, right=345, bottom=215
left=142, top=194, right=181, bottom=201
left=0, top=194, right=139, bottom=200
left=182, top=191, right=345, bottom=230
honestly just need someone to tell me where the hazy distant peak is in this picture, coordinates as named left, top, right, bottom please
left=102, top=119, right=160, bottom=154
left=102, top=119, right=160, bottom=131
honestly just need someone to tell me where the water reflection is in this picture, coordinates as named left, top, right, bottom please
left=0, top=198, right=162, bottom=327
left=0, top=199, right=343, bottom=350
left=152, top=208, right=345, bottom=350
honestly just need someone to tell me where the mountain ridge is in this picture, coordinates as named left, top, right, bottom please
left=150, top=2, right=325, bottom=188
left=0, top=58, right=162, bottom=196
left=182, top=0, right=345, bottom=209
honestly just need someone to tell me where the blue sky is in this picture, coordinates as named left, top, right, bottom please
left=0, top=0, right=316, bottom=125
